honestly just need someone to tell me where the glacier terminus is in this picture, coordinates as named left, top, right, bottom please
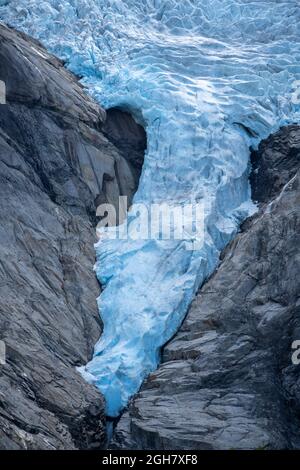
left=1, top=0, right=300, bottom=417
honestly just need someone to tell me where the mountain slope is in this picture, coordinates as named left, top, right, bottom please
left=0, top=24, right=145, bottom=450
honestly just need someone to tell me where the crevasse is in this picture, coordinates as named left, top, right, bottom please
left=1, top=0, right=300, bottom=417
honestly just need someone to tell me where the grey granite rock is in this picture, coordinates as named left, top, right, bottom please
left=114, top=125, right=300, bottom=450
left=0, top=24, right=145, bottom=449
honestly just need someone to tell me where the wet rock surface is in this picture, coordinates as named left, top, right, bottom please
left=114, top=125, right=300, bottom=450
left=0, top=24, right=144, bottom=449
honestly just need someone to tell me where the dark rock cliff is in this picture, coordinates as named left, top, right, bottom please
left=114, top=125, right=300, bottom=450
left=0, top=24, right=145, bottom=449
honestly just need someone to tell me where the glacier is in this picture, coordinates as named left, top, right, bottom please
left=1, top=0, right=300, bottom=417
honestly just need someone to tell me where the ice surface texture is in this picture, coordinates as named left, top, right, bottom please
left=1, top=1, right=300, bottom=416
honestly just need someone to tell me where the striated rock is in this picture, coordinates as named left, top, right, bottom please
left=250, top=124, right=300, bottom=205
left=0, top=24, right=145, bottom=449
left=114, top=125, right=300, bottom=450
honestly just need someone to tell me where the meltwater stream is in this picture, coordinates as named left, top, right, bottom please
left=2, top=0, right=300, bottom=417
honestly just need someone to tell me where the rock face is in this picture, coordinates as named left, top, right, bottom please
left=0, top=24, right=145, bottom=450
left=102, top=108, right=146, bottom=191
left=114, top=125, right=300, bottom=450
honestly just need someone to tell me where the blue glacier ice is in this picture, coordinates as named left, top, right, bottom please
left=2, top=0, right=300, bottom=417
